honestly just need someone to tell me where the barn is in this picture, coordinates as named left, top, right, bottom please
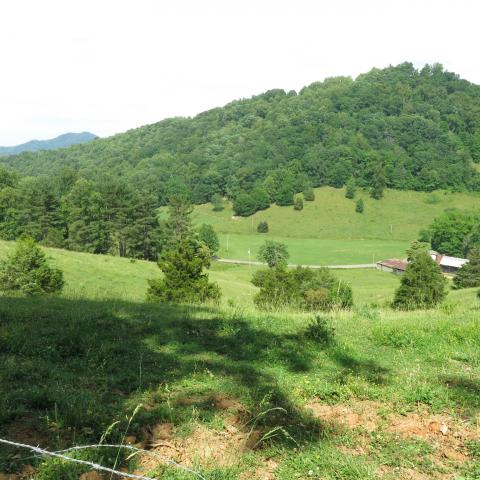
left=376, top=259, right=408, bottom=275
left=429, top=251, right=469, bottom=274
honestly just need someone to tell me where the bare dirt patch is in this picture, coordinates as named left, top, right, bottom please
left=306, top=399, right=382, bottom=432
left=307, top=399, right=479, bottom=475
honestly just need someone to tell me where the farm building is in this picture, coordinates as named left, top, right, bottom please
left=429, top=251, right=469, bottom=274
left=376, top=259, right=408, bottom=275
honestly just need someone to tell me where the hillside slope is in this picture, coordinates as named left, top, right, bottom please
left=0, top=132, right=96, bottom=156
left=0, top=241, right=479, bottom=479
left=191, top=186, right=480, bottom=264
left=2, top=63, right=480, bottom=207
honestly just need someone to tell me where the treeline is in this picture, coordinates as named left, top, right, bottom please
left=1, top=63, right=480, bottom=251
left=0, top=168, right=162, bottom=259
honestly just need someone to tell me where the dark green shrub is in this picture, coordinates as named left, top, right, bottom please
left=0, top=237, right=64, bottom=295
left=257, top=221, right=269, bottom=233
left=303, top=186, right=315, bottom=201
left=251, top=266, right=352, bottom=311
left=305, top=315, right=335, bottom=345
left=355, top=198, right=364, bottom=213
left=233, top=193, right=257, bottom=216
left=293, top=196, right=304, bottom=211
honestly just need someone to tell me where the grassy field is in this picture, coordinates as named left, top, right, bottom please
left=189, top=187, right=480, bottom=264
left=0, top=241, right=401, bottom=306
left=0, top=241, right=479, bottom=479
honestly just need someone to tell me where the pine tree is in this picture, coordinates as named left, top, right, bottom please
left=345, top=178, right=356, bottom=199
left=392, top=250, right=447, bottom=310
left=0, top=237, right=64, bottom=295
left=453, top=247, right=480, bottom=288
left=147, top=237, right=220, bottom=304
left=370, top=165, right=386, bottom=200
left=163, top=195, right=194, bottom=248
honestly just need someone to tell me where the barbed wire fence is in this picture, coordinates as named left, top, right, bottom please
left=0, top=438, right=206, bottom=480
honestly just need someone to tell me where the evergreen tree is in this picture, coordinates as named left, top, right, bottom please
left=345, top=178, right=356, bottom=199
left=392, top=249, right=447, bottom=310
left=147, top=237, right=220, bottom=304
left=163, top=195, right=194, bottom=248
left=198, top=224, right=220, bottom=255
left=453, top=247, right=480, bottom=289
left=355, top=198, right=364, bottom=213
left=370, top=165, right=386, bottom=200
left=126, top=192, right=163, bottom=260
left=0, top=237, right=64, bottom=295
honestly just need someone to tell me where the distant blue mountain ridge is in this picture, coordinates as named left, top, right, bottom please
left=0, top=132, right=97, bottom=155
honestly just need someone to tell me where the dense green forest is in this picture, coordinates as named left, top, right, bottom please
left=1, top=62, right=480, bottom=255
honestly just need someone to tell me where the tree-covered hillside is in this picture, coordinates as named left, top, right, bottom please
left=1, top=63, right=480, bottom=255
left=3, top=63, right=480, bottom=203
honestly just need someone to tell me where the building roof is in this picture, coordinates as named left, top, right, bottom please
left=429, top=251, right=469, bottom=268
left=377, top=259, right=408, bottom=271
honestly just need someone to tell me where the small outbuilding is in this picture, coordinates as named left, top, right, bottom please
left=376, top=259, right=408, bottom=275
left=429, top=251, right=469, bottom=274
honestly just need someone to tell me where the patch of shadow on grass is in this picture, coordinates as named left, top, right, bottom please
left=0, top=295, right=328, bottom=471
left=329, top=349, right=390, bottom=385
left=442, top=375, right=480, bottom=410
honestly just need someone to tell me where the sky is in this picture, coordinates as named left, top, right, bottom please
left=0, top=0, right=479, bottom=145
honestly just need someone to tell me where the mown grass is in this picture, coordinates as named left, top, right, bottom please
left=0, top=242, right=479, bottom=479
left=190, top=186, right=480, bottom=264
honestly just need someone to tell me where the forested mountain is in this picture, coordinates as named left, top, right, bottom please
left=0, top=132, right=96, bottom=156
left=1, top=63, right=480, bottom=258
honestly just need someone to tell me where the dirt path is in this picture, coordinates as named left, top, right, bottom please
left=216, top=258, right=376, bottom=269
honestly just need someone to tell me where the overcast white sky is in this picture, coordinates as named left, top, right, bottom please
left=0, top=0, right=479, bottom=145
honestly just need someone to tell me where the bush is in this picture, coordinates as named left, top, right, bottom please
left=0, top=237, right=64, bottom=295
left=293, top=196, right=304, bottom=211
left=392, top=250, right=447, bottom=310
left=257, top=221, right=269, bottom=233
left=147, top=237, right=221, bottom=304
left=251, top=266, right=353, bottom=311
left=303, top=186, right=315, bottom=201
left=355, top=198, right=364, bottom=213
left=305, top=315, right=335, bottom=345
